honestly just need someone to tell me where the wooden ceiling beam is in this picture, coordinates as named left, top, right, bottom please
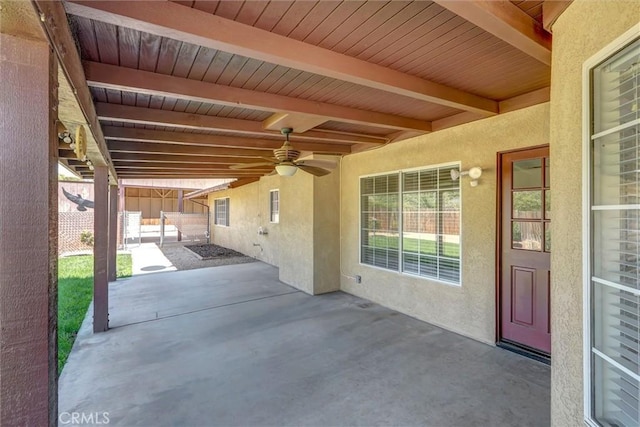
left=110, top=153, right=271, bottom=165
left=432, top=87, right=551, bottom=131
left=229, top=178, right=260, bottom=188
left=58, top=149, right=78, bottom=159
left=108, top=141, right=274, bottom=157
left=85, top=61, right=431, bottom=133
left=113, top=161, right=272, bottom=170
left=262, top=113, right=328, bottom=133
left=102, top=126, right=351, bottom=154
left=65, top=0, right=497, bottom=115
left=117, top=172, right=262, bottom=179
left=96, top=103, right=387, bottom=145
left=434, top=0, right=552, bottom=66
left=543, top=1, right=573, bottom=32
left=33, top=0, right=118, bottom=182
left=432, top=112, right=486, bottom=132
left=499, top=87, right=550, bottom=113
left=115, top=166, right=272, bottom=173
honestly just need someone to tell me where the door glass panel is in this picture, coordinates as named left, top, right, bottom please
left=513, top=158, right=542, bottom=188
left=512, top=221, right=542, bottom=251
left=513, top=190, right=542, bottom=219
left=544, top=222, right=551, bottom=252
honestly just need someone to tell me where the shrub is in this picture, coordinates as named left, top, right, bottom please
left=80, top=230, right=94, bottom=247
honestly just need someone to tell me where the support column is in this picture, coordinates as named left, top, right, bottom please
left=107, top=184, right=118, bottom=282
left=93, top=166, right=109, bottom=332
left=177, top=189, right=184, bottom=241
left=0, top=33, right=58, bottom=425
left=118, top=181, right=125, bottom=212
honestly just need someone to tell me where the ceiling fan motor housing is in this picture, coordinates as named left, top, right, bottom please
left=273, top=146, right=301, bottom=161
left=274, top=127, right=301, bottom=161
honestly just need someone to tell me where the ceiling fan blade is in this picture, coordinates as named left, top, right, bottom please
left=296, top=159, right=338, bottom=170
left=297, top=165, right=332, bottom=177
left=230, top=162, right=275, bottom=170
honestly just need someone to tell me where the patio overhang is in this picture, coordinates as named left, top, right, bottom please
left=38, top=0, right=555, bottom=181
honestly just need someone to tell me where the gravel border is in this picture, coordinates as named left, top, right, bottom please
left=183, top=243, right=245, bottom=260
left=158, top=242, right=256, bottom=271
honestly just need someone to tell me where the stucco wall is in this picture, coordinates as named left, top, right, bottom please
left=208, top=175, right=282, bottom=266
left=313, top=165, right=341, bottom=294
left=548, top=3, right=639, bottom=426
left=278, top=172, right=314, bottom=293
left=208, top=166, right=341, bottom=295
left=340, top=103, right=550, bottom=344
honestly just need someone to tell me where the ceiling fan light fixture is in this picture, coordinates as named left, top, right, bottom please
left=275, top=164, right=298, bottom=177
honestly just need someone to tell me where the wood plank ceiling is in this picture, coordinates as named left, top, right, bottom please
left=58, top=0, right=552, bottom=180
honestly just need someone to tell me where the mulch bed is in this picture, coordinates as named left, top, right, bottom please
left=184, top=243, right=245, bottom=260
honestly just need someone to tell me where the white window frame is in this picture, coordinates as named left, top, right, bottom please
left=582, top=26, right=640, bottom=427
left=359, top=161, right=462, bottom=286
left=214, top=197, right=229, bottom=227
left=269, top=189, right=279, bottom=224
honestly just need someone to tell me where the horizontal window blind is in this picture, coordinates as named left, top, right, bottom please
left=589, top=38, right=639, bottom=427
left=270, top=190, right=279, bottom=223
left=360, top=164, right=461, bottom=284
left=361, top=174, right=400, bottom=270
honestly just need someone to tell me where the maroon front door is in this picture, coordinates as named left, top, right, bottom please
left=499, top=146, right=551, bottom=355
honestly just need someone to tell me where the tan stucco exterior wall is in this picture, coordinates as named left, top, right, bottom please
left=313, top=167, right=341, bottom=294
left=208, top=166, right=341, bottom=295
left=340, top=103, right=550, bottom=344
left=208, top=175, right=283, bottom=266
left=549, top=3, right=639, bottom=426
left=278, top=172, right=314, bottom=293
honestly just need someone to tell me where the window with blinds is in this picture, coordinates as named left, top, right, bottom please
left=270, top=190, right=279, bottom=223
left=361, top=173, right=400, bottom=271
left=360, top=164, right=461, bottom=284
left=588, top=38, right=639, bottom=427
left=214, top=198, right=229, bottom=226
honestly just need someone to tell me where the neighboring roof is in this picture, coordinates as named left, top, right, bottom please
left=184, top=183, right=231, bottom=199
left=119, top=178, right=233, bottom=190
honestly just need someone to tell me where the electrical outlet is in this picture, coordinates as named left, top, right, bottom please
left=355, top=275, right=362, bottom=284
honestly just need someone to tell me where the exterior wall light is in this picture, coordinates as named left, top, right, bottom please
left=451, top=166, right=483, bottom=187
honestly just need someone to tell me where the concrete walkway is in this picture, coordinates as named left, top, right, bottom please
left=60, top=263, right=550, bottom=427
left=130, top=242, right=177, bottom=275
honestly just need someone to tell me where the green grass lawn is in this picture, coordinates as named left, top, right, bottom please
left=58, top=254, right=132, bottom=373
left=367, top=235, right=460, bottom=258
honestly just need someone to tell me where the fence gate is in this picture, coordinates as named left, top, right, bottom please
left=121, top=211, right=142, bottom=249
left=161, top=212, right=209, bottom=246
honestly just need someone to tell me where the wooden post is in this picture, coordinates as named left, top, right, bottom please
left=107, top=184, right=118, bottom=281
left=119, top=181, right=126, bottom=248
left=93, top=166, right=109, bottom=332
left=177, top=189, right=184, bottom=241
left=119, top=181, right=126, bottom=211
left=0, top=33, right=58, bottom=426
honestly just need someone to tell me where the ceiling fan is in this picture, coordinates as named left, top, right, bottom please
left=230, top=128, right=337, bottom=177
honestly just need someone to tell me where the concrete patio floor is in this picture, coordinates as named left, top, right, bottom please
left=59, top=262, right=550, bottom=427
